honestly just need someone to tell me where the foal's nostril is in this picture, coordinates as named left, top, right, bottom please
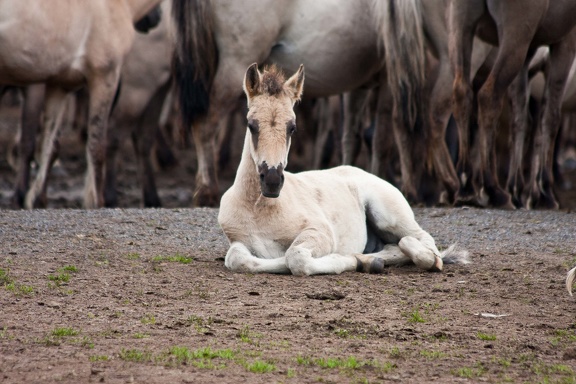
left=259, top=173, right=265, bottom=182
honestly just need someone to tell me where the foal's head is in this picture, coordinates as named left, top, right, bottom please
left=243, top=63, right=305, bottom=198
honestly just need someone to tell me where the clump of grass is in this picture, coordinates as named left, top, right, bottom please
left=0, top=268, right=11, bottom=285
left=52, top=327, right=79, bottom=337
left=245, top=360, right=275, bottom=373
left=406, top=308, right=426, bottom=323
left=238, top=325, right=261, bottom=344
left=89, top=355, right=109, bottom=362
left=296, top=355, right=378, bottom=371
left=141, top=314, right=156, bottom=325
left=48, top=265, right=79, bottom=287
left=452, top=363, right=487, bottom=378
left=477, top=332, right=497, bottom=341
left=165, top=346, right=235, bottom=368
left=151, top=253, right=193, bottom=264
left=126, top=252, right=141, bottom=260
left=1, top=268, right=34, bottom=296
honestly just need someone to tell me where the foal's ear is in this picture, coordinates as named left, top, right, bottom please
left=243, top=63, right=261, bottom=101
left=284, top=64, right=305, bottom=104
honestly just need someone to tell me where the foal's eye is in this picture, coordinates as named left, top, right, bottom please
left=287, top=122, right=297, bottom=136
left=247, top=121, right=259, bottom=134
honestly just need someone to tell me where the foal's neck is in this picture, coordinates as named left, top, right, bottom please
left=233, top=132, right=265, bottom=204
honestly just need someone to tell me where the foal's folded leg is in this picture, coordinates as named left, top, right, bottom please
left=355, top=244, right=411, bottom=273
left=285, top=229, right=357, bottom=276
left=224, top=242, right=290, bottom=274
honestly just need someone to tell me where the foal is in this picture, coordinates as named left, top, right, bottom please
left=218, top=64, right=469, bottom=275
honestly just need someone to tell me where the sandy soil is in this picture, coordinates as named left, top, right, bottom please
left=1, top=207, right=576, bottom=384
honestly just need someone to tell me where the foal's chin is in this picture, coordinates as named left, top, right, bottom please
left=260, top=184, right=283, bottom=198
left=261, top=190, right=281, bottom=198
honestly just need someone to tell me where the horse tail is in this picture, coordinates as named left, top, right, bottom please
left=373, top=0, right=425, bottom=132
left=440, top=244, right=470, bottom=265
left=566, top=266, right=576, bottom=296
left=171, top=0, right=218, bottom=133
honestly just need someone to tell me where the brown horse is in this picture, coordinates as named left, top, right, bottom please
left=449, top=0, right=576, bottom=209
left=171, top=0, right=426, bottom=206
left=0, top=0, right=162, bottom=208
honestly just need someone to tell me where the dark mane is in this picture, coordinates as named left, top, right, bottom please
left=261, top=65, right=286, bottom=96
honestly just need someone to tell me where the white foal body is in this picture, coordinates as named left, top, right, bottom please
left=218, top=64, right=468, bottom=276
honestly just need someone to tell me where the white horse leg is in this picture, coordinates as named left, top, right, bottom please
left=359, top=173, right=444, bottom=270
left=225, top=242, right=290, bottom=274
left=285, top=229, right=357, bottom=276
left=24, top=86, right=68, bottom=209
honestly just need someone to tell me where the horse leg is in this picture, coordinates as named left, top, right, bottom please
left=24, top=86, right=68, bottom=209
left=224, top=242, right=290, bottom=274
left=525, top=31, right=576, bottom=209
left=505, top=59, right=532, bottom=207
left=132, top=80, right=172, bottom=207
left=342, top=90, right=370, bottom=166
left=427, top=57, right=460, bottom=204
left=359, top=173, right=446, bottom=270
left=12, top=85, right=44, bottom=208
left=84, top=70, right=121, bottom=208
left=448, top=0, right=485, bottom=205
left=285, top=228, right=358, bottom=276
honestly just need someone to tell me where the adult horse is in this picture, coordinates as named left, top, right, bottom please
left=172, top=0, right=426, bottom=206
left=218, top=64, right=469, bottom=275
left=449, top=0, right=576, bottom=209
left=0, top=0, right=162, bottom=208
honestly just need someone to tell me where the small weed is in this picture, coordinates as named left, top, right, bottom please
left=388, top=347, right=405, bottom=359
left=452, top=363, right=487, bottom=378
left=141, top=314, right=156, bottom=325
left=126, top=252, right=141, bottom=260
left=334, top=328, right=350, bottom=338
left=286, top=368, right=296, bottom=378
left=0, top=268, right=12, bottom=285
left=133, top=333, right=149, bottom=339
left=238, top=325, right=260, bottom=344
left=406, top=308, right=426, bottom=323
left=52, top=327, right=79, bottom=337
left=477, top=332, right=497, bottom=341
left=245, top=360, right=275, bottom=373
left=89, top=355, right=109, bottom=362
left=187, top=315, right=213, bottom=334
left=48, top=272, right=70, bottom=287
left=151, top=253, right=193, bottom=264
left=61, top=265, right=78, bottom=273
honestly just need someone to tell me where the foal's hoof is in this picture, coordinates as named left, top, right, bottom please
left=355, top=255, right=386, bottom=274
left=429, top=256, right=443, bottom=272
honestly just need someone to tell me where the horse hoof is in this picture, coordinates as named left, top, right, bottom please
left=355, top=255, right=386, bottom=274
left=428, top=256, right=443, bottom=272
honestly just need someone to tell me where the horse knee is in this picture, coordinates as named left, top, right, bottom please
left=224, top=245, right=255, bottom=272
left=286, top=249, right=313, bottom=276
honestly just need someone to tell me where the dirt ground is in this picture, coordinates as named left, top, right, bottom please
left=2, top=97, right=576, bottom=383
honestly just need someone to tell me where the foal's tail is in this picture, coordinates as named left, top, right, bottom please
left=440, top=244, right=471, bottom=265
left=171, top=0, right=219, bottom=134
left=373, top=0, right=425, bottom=132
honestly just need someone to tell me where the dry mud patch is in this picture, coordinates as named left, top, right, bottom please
left=1, top=207, right=576, bottom=383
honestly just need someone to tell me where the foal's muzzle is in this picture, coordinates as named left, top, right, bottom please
left=258, top=162, right=284, bottom=198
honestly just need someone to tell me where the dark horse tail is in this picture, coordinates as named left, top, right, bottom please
left=375, top=0, right=425, bottom=132
left=171, top=0, right=218, bottom=132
